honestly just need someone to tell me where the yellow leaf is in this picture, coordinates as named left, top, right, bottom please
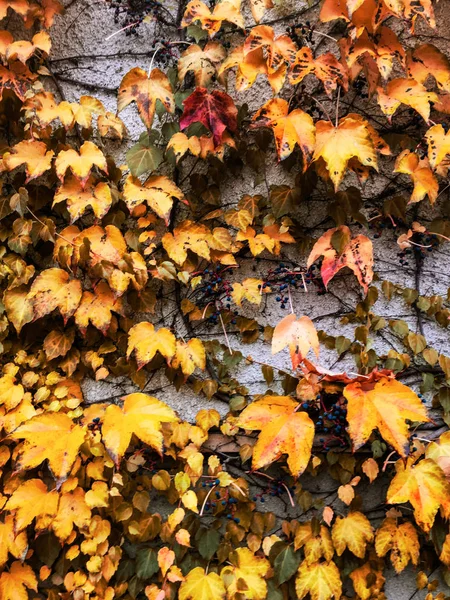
left=85, top=481, right=109, bottom=508
left=5, top=479, right=59, bottom=531
left=221, top=547, right=270, bottom=600
left=407, top=44, right=450, bottom=93
left=0, top=515, right=28, bottom=568
left=231, top=278, right=264, bottom=307
left=197, top=409, right=221, bottom=432
left=52, top=487, right=91, bottom=541
left=27, top=267, right=82, bottom=322
left=3, top=139, right=54, bottom=182
left=394, top=149, right=438, bottom=204
left=425, top=430, right=450, bottom=477
left=181, top=490, right=198, bottom=513
left=386, top=458, right=450, bottom=531
left=158, top=547, right=175, bottom=577
left=98, top=111, right=126, bottom=139
left=181, top=0, right=244, bottom=37
left=123, top=174, right=185, bottom=224
left=294, top=521, right=334, bottom=564
left=236, top=396, right=314, bottom=477
left=10, top=412, right=86, bottom=481
left=127, top=322, right=176, bottom=369
left=102, top=393, right=178, bottom=466
left=0, top=562, right=37, bottom=600
left=75, top=282, right=123, bottom=335
left=172, top=338, right=206, bottom=376
left=55, top=141, right=107, bottom=184
left=313, top=114, right=378, bottom=190
left=118, top=67, right=174, bottom=129
left=179, top=567, right=226, bottom=600
left=295, top=560, right=342, bottom=600
left=350, top=559, right=385, bottom=600
left=3, top=285, right=34, bottom=333
left=290, top=46, right=348, bottom=97
left=178, top=41, right=226, bottom=87
left=272, top=314, right=319, bottom=369
left=377, top=78, right=438, bottom=122
left=162, top=220, right=212, bottom=265
left=0, top=374, right=24, bottom=410
left=175, top=528, right=191, bottom=546
left=331, top=512, right=374, bottom=558
left=375, top=517, right=419, bottom=573
left=53, top=175, right=112, bottom=222
left=344, top=377, right=429, bottom=457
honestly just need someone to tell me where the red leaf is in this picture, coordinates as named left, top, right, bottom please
left=180, top=87, right=237, bottom=146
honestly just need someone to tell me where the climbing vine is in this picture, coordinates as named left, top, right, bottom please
left=1, top=0, right=450, bottom=598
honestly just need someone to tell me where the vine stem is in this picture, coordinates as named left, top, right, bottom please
left=199, top=484, right=217, bottom=516
left=249, top=471, right=295, bottom=508
left=105, top=21, right=141, bottom=41
left=219, top=311, right=232, bottom=354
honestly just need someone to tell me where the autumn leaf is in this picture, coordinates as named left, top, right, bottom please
left=343, top=377, right=429, bottom=456
left=117, top=67, right=174, bottom=129
left=6, top=31, right=51, bottom=63
left=251, top=98, right=315, bottom=164
left=425, top=430, right=450, bottom=476
left=74, top=281, right=124, bottom=335
left=236, top=395, right=314, bottom=477
left=217, top=45, right=268, bottom=92
left=294, top=521, right=334, bottom=564
left=235, top=227, right=275, bottom=256
left=394, top=149, right=438, bottom=204
left=0, top=516, right=28, bottom=568
left=244, top=25, right=296, bottom=73
left=52, top=486, right=92, bottom=541
left=331, top=512, right=374, bottom=558
left=171, top=338, right=206, bottom=377
left=249, top=0, right=273, bottom=22
left=375, top=517, right=420, bottom=573
left=181, top=0, right=244, bottom=37
left=3, top=285, right=34, bottom=333
left=43, top=328, right=75, bottom=361
left=167, top=132, right=201, bottom=162
left=53, top=175, right=112, bottom=222
left=407, top=44, right=450, bottom=93
left=312, top=114, right=378, bottom=190
left=127, top=322, right=176, bottom=369
left=0, top=374, right=24, bottom=410
left=10, top=412, right=86, bottom=481
left=0, top=562, right=37, bottom=600
left=425, top=124, right=450, bottom=169
left=102, top=393, right=178, bottom=465
left=3, top=139, right=54, bottom=182
left=55, top=140, right=107, bottom=185
left=295, top=560, right=342, bottom=600
left=290, top=46, right=348, bottom=96
left=180, top=87, right=237, bottom=145
left=350, top=560, right=385, bottom=600
left=178, top=41, right=226, bottom=87
left=5, top=479, right=59, bottom=531
left=98, top=110, right=126, bottom=139
left=123, top=174, right=186, bottom=224
left=231, top=278, right=264, bottom=306
left=179, top=567, right=226, bottom=600
left=272, top=314, right=319, bottom=369
left=377, top=78, right=438, bottom=122
left=162, top=220, right=212, bottom=265
left=386, top=458, right=450, bottom=531
left=221, top=547, right=270, bottom=600
left=27, top=267, right=82, bottom=322
left=307, top=225, right=374, bottom=293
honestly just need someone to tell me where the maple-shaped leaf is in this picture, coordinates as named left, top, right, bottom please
left=53, top=175, right=112, bottom=222
left=171, top=338, right=206, bottom=377
left=221, top=547, right=270, bottom=600
left=123, top=174, right=186, bottom=224
left=235, top=226, right=275, bottom=256
left=181, top=0, right=244, bottom=37
left=425, top=430, right=450, bottom=477
left=251, top=98, right=315, bottom=164
left=5, top=478, right=59, bottom=531
left=43, top=329, right=74, bottom=361
left=307, top=225, right=374, bottom=293
left=0, top=0, right=29, bottom=19
left=375, top=517, right=419, bottom=573
left=236, top=395, right=314, bottom=477
left=162, top=220, right=212, bottom=265
left=5, top=30, right=51, bottom=63
left=75, top=281, right=124, bottom=335
left=179, top=566, right=226, bottom=600
left=102, top=393, right=178, bottom=465
left=331, top=512, right=373, bottom=558
left=218, top=45, right=269, bottom=92
left=387, top=458, right=450, bottom=531
left=70, top=94, right=105, bottom=129
left=343, top=377, right=429, bottom=456
left=296, top=560, right=342, bottom=600
left=349, top=559, right=385, bottom=600
left=127, top=321, right=176, bottom=369
left=272, top=314, right=319, bottom=369
left=377, top=78, right=438, bottom=122
left=244, top=25, right=296, bottom=73
left=249, top=0, right=273, bottom=22
left=407, top=44, right=450, bottom=93
left=180, top=87, right=237, bottom=146
left=3, top=139, right=54, bottom=182
left=167, top=132, right=202, bottom=162
left=55, top=141, right=108, bottom=185
left=231, top=278, right=264, bottom=306
left=404, top=0, right=435, bottom=31
left=394, top=149, right=438, bottom=204
left=52, top=486, right=91, bottom=541
left=10, top=412, right=86, bottom=481
left=0, top=374, right=24, bottom=410
left=0, top=562, right=37, bottom=600
left=118, top=67, right=174, bottom=129
left=294, top=522, right=334, bottom=564
left=98, top=111, right=126, bottom=139
left=312, top=114, right=378, bottom=190
left=27, top=267, right=82, bottom=322
left=0, top=515, right=28, bottom=568
left=425, top=124, right=450, bottom=169
left=178, top=41, right=226, bottom=87
left=290, top=47, right=348, bottom=96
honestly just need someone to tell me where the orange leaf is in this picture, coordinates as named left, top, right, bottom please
left=0, top=561, right=37, bottom=600
left=74, top=281, right=123, bottom=335
left=127, top=321, right=176, bottom=369
left=394, top=149, right=438, bottom=204
left=53, top=175, right=112, bottom=222
left=178, top=41, right=226, bottom=87
left=5, top=479, right=59, bottom=531
left=407, top=44, right=450, bottom=93
left=27, top=267, right=82, bottom=322
left=377, top=78, right=438, bottom=122
left=181, top=0, right=244, bottom=37
left=272, top=314, right=319, bottom=369
left=55, top=140, right=108, bottom=185
left=52, top=486, right=91, bottom=541
left=331, top=512, right=373, bottom=558
left=3, top=139, right=54, bottom=182
left=289, top=46, right=348, bottom=96
left=123, top=174, right=186, bottom=224
left=0, top=516, right=28, bottom=568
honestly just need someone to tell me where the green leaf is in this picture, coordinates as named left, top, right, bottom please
left=196, top=528, right=220, bottom=560
left=126, top=141, right=163, bottom=177
left=271, top=543, right=301, bottom=585
left=186, top=24, right=208, bottom=43
left=136, top=548, right=159, bottom=580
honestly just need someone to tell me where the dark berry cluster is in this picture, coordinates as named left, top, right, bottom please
left=302, top=393, right=349, bottom=451
left=252, top=480, right=295, bottom=503
left=397, top=232, right=439, bottom=266
left=193, top=266, right=238, bottom=325
left=201, top=479, right=240, bottom=521
left=107, top=0, right=167, bottom=35
left=261, top=263, right=326, bottom=308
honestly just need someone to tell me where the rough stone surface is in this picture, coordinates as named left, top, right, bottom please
left=21, top=0, right=450, bottom=595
